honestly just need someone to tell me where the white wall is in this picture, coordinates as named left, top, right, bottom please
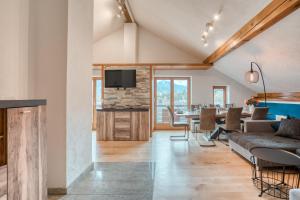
left=29, top=0, right=94, bottom=189
left=0, top=0, right=93, bottom=190
left=66, top=0, right=93, bottom=186
left=0, top=0, right=30, bottom=99
left=93, top=28, right=124, bottom=63
left=138, top=27, right=201, bottom=63
left=93, top=26, right=202, bottom=64
left=29, top=0, right=68, bottom=188
left=155, top=69, right=255, bottom=107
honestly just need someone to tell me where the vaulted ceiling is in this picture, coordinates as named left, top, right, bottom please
left=127, top=0, right=271, bottom=60
left=93, top=0, right=300, bottom=92
left=93, top=0, right=124, bottom=41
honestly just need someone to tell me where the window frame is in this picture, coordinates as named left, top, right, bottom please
left=213, top=86, right=227, bottom=108
left=92, top=76, right=103, bottom=130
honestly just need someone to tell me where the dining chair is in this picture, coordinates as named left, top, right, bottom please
left=167, top=106, right=190, bottom=141
left=251, top=107, right=269, bottom=120
left=196, top=108, right=217, bottom=146
left=218, top=107, right=243, bottom=135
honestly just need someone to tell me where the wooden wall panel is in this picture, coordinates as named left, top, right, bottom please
left=38, top=106, right=47, bottom=200
left=0, top=109, right=7, bottom=167
left=139, top=112, right=150, bottom=141
left=0, top=166, right=7, bottom=198
left=96, top=112, right=114, bottom=141
left=7, top=107, right=39, bottom=200
left=131, top=112, right=140, bottom=140
left=253, top=92, right=300, bottom=102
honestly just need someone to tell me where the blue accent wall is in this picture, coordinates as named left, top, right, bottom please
left=257, top=102, right=300, bottom=120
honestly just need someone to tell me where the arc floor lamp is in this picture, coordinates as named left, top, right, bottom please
left=245, top=62, right=267, bottom=107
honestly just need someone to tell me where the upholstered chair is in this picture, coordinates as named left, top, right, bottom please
left=251, top=107, right=269, bottom=120
left=222, top=107, right=243, bottom=131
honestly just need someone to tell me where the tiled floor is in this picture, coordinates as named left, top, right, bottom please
left=49, top=131, right=277, bottom=200
left=49, top=162, right=154, bottom=200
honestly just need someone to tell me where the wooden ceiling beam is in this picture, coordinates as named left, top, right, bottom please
left=117, top=0, right=133, bottom=23
left=204, top=0, right=300, bottom=64
left=93, top=63, right=212, bottom=70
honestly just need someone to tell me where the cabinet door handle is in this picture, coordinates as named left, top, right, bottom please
left=20, top=110, right=31, bottom=114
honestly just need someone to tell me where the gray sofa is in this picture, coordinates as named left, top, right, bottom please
left=228, top=120, right=300, bottom=162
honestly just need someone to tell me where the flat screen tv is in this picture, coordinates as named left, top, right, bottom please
left=105, top=70, right=136, bottom=88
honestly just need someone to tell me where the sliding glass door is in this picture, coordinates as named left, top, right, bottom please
left=154, top=77, right=190, bottom=129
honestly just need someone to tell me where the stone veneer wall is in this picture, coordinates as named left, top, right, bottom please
left=103, top=66, right=150, bottom=108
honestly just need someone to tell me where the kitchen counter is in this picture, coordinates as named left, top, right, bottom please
left=0, top=99, right=46, bottom=109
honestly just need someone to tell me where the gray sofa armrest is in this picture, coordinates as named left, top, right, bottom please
left=244, top=120, right=277, bottom=133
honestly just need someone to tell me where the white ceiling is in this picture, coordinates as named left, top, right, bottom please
left=215, top=9, right=300, bottom=93
left=127, top=0, right=271, bottom=60
left=93, top=0, right=124, bottom=42
left=93, top=0, right=300, bottom=93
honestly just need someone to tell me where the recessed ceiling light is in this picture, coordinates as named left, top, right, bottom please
left=213, top=14, right=220, bottom=21
left=118, top=5, right=122, bottom=10
left=116, top=13, right=121, bottom=18
left=203, top=31, right=208, bottom=36
left=207, top=22, right=214, bottom=31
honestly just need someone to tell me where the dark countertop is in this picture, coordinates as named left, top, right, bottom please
left=97, top=107, right=149, bottom=112
left=0, top=99, right=47, bottom=109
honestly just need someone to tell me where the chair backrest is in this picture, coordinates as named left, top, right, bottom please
left=200, top=108, right=216, bottom=131
left=166, top=106, right=174, bottom=127
left=251, top=107, right=269, bottom=120
left=225, top=107, right=243, bottom=130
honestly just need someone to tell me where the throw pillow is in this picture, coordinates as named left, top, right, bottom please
left=275, top=119, right=300, bottom=140
left=271, top=121, right=281, bottom=132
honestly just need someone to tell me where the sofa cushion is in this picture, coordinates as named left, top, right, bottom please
left=275, top=119, right=300, bottom=140
left=229, top=132, right=300, bottom=152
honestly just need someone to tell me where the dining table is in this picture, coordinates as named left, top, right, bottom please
left=175, top=110, right=252, bottom=120
left=175, top=110, right=252, bottom=141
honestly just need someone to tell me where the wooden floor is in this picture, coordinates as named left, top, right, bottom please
left=50, top=131, right=277, bottom=200
left=96, top=131, right=276, bottom=200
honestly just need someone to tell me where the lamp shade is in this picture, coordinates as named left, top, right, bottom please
left=245, top=70, right=259, bottom=83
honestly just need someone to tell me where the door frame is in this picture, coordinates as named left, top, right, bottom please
left=153, top=77, right=191, bottom=130
left=92, top=77, right=103, bottom=130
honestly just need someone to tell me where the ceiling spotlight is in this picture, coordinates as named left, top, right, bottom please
left=116, top=13, right=121, bottom=18
left=118, top=5, right=122, bottom=10
left=201, top=35, right=206, bottom=41
left=203, top=30, right=208, bottom=36
left=204, top=40, right=208, bottom=47
left=207, top=22, right=214, bottom=31
left=214, top=13, right=220, bottom=21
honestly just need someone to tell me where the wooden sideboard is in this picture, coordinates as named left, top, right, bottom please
left=0, top=100, right=47, bottom=200
left=96, top=108, right=150, bottom=141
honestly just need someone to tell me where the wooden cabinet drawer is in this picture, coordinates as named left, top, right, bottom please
left=114, top=112, right=131, bottom=140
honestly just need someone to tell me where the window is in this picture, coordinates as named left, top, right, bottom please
left=213, top=86, right=227, bottom=108
left=92, top=77, right=102, bottom=129
left=154, top=77, right=191, bottom=129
